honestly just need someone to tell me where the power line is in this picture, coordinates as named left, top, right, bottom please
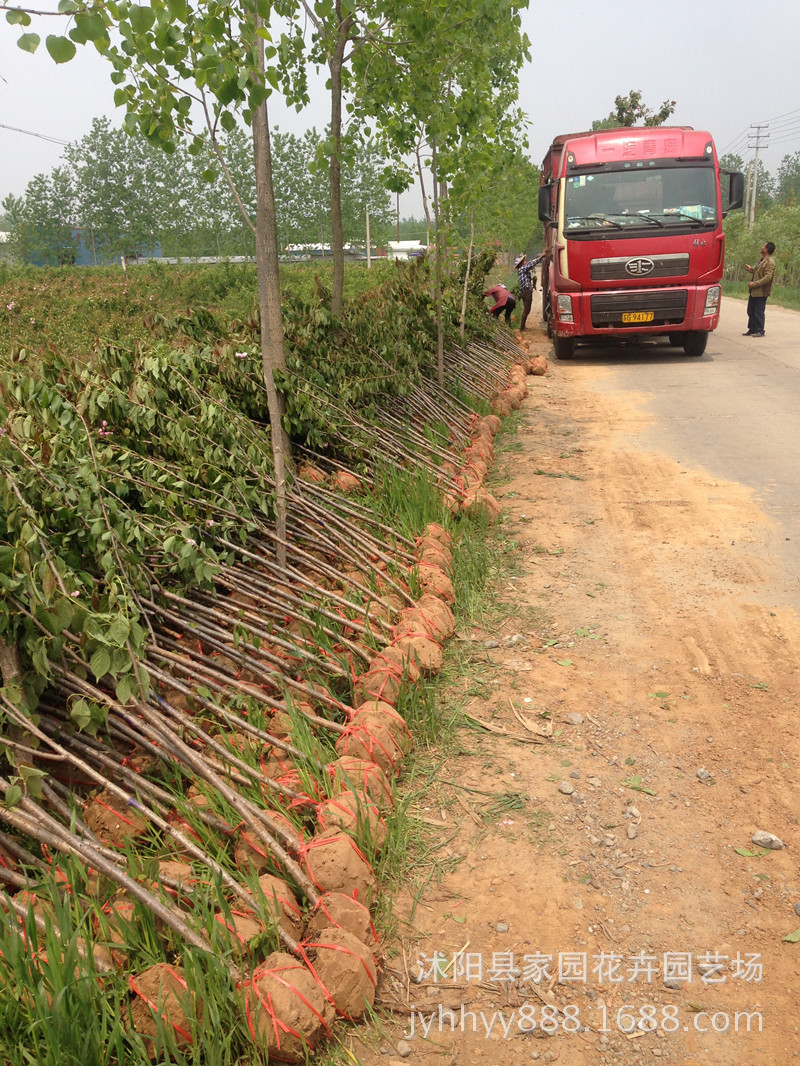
left=0, top=123, right=69, bottom=146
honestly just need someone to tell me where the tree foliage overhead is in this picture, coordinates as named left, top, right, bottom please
left=591, top=90, right=677, bottom=130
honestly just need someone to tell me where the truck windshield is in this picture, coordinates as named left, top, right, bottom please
left=564, top=167, right=717, bottom=230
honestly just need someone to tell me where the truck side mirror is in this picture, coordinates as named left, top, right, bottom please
left=723, top=171, right=744, bottom=216
left=538, top=184, right=553, bottom=223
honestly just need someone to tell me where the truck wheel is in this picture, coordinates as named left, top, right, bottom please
left=683, top=331, right=708, bottom=357
left=553, top=335, right=575, bottom=360
left=667, top=333, right=683, bottom=347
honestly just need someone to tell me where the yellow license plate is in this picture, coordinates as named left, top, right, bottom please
left=621, top=311, right=655, bottom=323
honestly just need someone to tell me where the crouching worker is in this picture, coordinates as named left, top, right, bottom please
left=483, top=283, right=516, bottom=324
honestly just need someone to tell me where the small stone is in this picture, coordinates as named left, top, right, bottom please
left=426, top=986, right=440, bottom=997
left=752, top=830, right=783, bottom=850
left=794, top=903, right=800, bottom=918
left=628, top=805, right=641, bottom=819
left=696, top=767, right=714, bottom=782
left=558, top=781, right=575, bottom=795
left=396, top=1041, right=413, bottom=1058
left=574, top=898, right=583, bottom=910
left=627, top=824, right=638, bottom=840
left=588, top=776, right=602, bottom=788
left=496, top=921, right=509, bottom=933
left=663, top=978, right=682, bottom=990
left=570, top=770, right=581, bottom=779
left=567, top=712, right=584, bottom=725
left=571, top=792, right=586, bottom=805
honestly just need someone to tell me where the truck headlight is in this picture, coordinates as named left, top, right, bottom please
left=703, top=286, right=721, bottom=316
left=556, top=294, right=574, bottom=323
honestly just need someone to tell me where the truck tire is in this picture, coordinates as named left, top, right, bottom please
left=542, top=279, right=553, bottom=337
left=667, top=333, right=683, bottom=347
left=553, top=335, right=575, bottom=360
left=683, top=331, right=708, bottom=357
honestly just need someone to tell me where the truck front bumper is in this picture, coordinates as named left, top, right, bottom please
left=552, top=285, right=721, bottom=338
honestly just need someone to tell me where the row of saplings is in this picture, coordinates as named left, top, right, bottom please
left=125, top=515, right=466, bottom=1061
left=10, top=389, right=523, bottom=1061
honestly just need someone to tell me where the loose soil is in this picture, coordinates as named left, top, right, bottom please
left=348, top=326, right=800, bottom=1066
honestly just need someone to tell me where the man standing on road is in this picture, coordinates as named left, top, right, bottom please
left=515, top=252, right=544, bottom=331
left=743, top=241, right=776, bottom=337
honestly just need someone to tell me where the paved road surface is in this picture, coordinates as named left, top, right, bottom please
left=555, top=296, right=800, bottom=608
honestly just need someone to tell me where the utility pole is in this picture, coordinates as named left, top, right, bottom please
left=744, top=160, right=753, bottom=220
left=747, top=123, right=769, bottom=229
left=365, top=206, right=371, bottom=270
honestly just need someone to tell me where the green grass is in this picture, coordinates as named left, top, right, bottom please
left=723, top=279, right=800, bottom=312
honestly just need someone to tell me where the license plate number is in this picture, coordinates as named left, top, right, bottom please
left=621, top=311, right=655, bottom=323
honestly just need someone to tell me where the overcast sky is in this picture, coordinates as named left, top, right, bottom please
left=1, top=0, right=799, bottom=217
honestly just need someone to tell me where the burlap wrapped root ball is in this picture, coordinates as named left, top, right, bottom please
left=352, top=644, right=421, bottom=706
left=417, top=562, right=455, bottom=604
left=83, top=789, right=149, bottom=849
left=416, top=541, right=453, bottom=573
left=424, top=521, right=452, bottom=546
left=491, top=391, right=513, bottom=417
left=390, top=633, right=443, bottom=676
left=328, top=756, right=394, bottom=808
left=245, top=873, right=304, bottom=940
left=332, top=468, right=362, bottom=493
left=460, top=487, right=502, bottom=522
left=234, top=803, right=305, bottom=874
left=316, top=789, right=388, bottom=849
left=300, top=830, right=377, bottom=904
left=303, top=927, right=377, bottom=1020
left=415, top=530, right=453, bottom=561
left=127, top=963, right=199, bottom=1059
left=243, top=952, right=333, bottom=1063
left=460, top=458, right=489, bottom=489
left=214, top=908, right=265, bottom=955
left=415, top=594, right=456, bottom=638
left=306, top=892, right=379, bottom=945
left=529, top=355, right=547, bottom=376
left=335, top=703, right=413, bottom=776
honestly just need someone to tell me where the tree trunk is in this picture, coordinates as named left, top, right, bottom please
left=459, top=208, right=475, bottom=342
left=431, top=137, right=444, bottom=389
left=328, top=12, right=353, bottom=317
left=0, top=637, right=21, bottom=686
left=253, top=29, right=291, bottom=566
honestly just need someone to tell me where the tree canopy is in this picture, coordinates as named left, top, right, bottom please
left=591, top=90, right=676, bottom=131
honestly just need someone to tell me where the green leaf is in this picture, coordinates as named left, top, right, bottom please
left=7, top=8, right=32, bottom=25
left=107, top=616, right=131, bottom=646
left=733, top=847, right=769, bottom=857
left=555, top=659, right=572, bottom=667
left=624, top=756, right=635, bottom=765
left=622, top=774, right=658, bottom=796
left=649, top=691, right=670, bottom=699
left=90, top=647, right=111, bottom=679
left=116, top=674, right=135, bottom=704
left=3, top=784, right=22, bottom=808
left=45, top=34, right=77, bottom=63
left=129, top=5, right=156, bottom=33
left=450, top=914, right=466, bottom=923
left=783, top=928, right=800, bottom=943
left=70, top=12, right=107, bottom=43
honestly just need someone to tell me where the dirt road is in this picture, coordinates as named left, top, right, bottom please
left=349, top=323, right=800, bottom=1066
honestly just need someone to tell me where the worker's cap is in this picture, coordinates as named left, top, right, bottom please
left=514, top=255, right=525, bottom=267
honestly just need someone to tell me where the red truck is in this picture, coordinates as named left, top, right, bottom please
left=538, top=127, right=744, bottom=358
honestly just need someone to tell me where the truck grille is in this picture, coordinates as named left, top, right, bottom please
left=590, top=290, right=688, bottom=328
left=590, top=253, right=690, bottom=281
